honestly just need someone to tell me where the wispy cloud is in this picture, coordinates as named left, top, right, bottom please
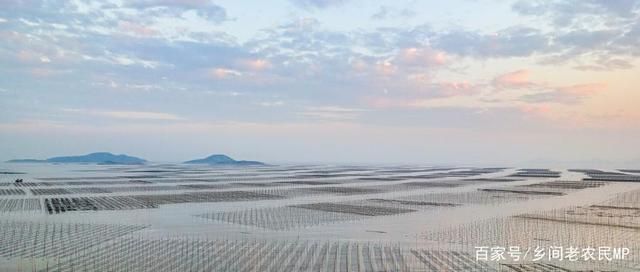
left=371, top=6, right=415, bottom=20
left=290, top=0, right=348, bottom=9
left=256, top=101, right=285, bottom=107
left=492, top=69, right=535, bottom=89
left=96, top=111, right=185, bottom=121
left=208, top=68, right=242, bottom=79
left=489, top=69, right=606, bottom=104
left=301, top=106, right=367, bottom=121
left=521, top=83, right=607, bottom=104
left=128, top=0, right=229, bottom=23
left=237, top=59, right=272, bottom=71
left=62, top=108, right=185, bottom=121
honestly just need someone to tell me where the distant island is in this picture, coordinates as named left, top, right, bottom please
left=184, top=154, right=265, bottom=166
left=6, top=152, right=146, bottom=165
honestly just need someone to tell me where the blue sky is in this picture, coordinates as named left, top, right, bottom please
left=1, top=0, right=640, bottom=166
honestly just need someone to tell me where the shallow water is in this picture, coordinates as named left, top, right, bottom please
left=1, top=163, right=639, bottom=271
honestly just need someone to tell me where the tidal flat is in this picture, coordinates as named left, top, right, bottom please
left=1, top=164, right=639, bottom=271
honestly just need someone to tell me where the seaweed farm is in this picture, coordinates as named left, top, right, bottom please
left=1, top=164, right=639, bottom=271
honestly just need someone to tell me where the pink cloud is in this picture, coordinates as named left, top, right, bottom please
left=558, top=83, right=606, bottom=96
left=520, top=82, right=606, bottom=104
left=492, top=70, right=606, bottom=104
left=354, top=47, right=448, bottom=79
left=493, top=69, right=533, bottom=88
left=397, top=47, right=447, bottom=66
left=237, top=59, right=272, bottom=71
left=363, top=84, right=477, bottom=109
left=438, top=81, right=476, bottom=96
left=208, top=68, right=241, bottom=79
left=375, top=60, right=397, bottom=76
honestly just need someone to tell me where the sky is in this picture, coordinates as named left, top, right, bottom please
left=1, top=0, right=639, bottom=166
